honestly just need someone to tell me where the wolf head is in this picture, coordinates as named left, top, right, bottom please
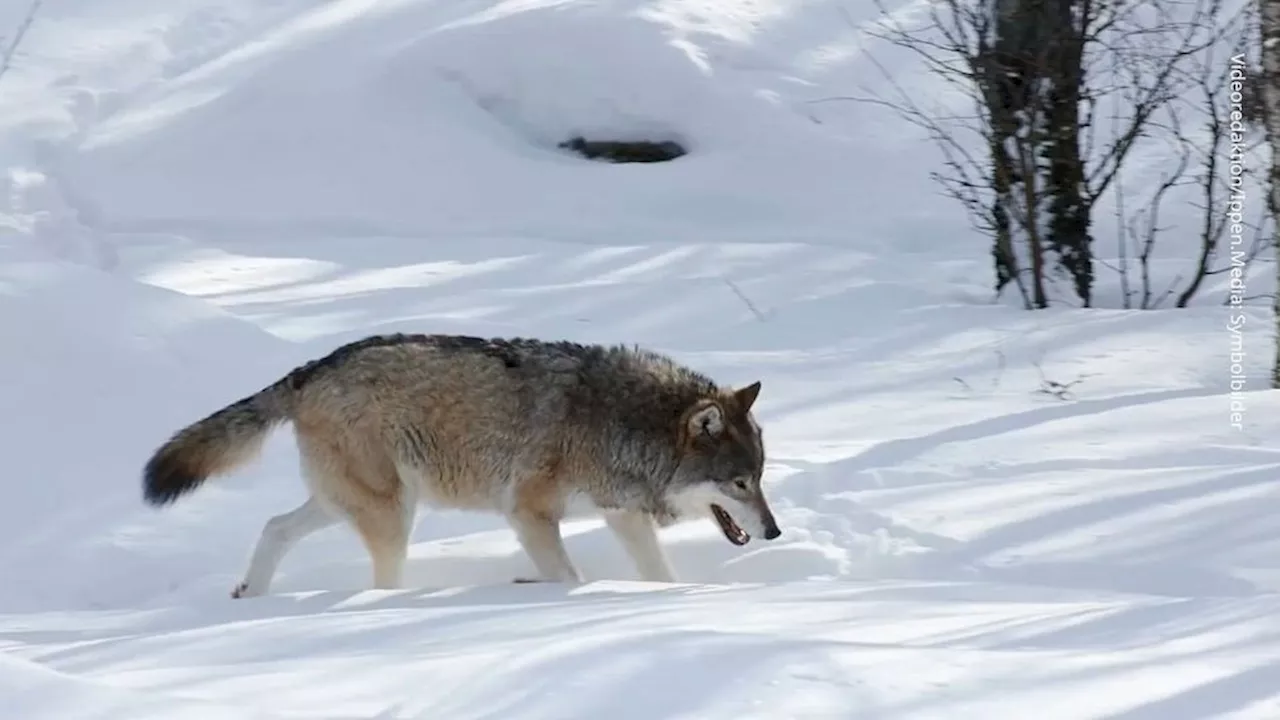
left=666, top=380, right=781, bottom=546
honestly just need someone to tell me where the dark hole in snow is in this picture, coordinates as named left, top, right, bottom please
left=558, top=136, right=686, bottom=163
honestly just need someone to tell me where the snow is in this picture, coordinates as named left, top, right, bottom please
left=1, top=0, right=1278, bottom=717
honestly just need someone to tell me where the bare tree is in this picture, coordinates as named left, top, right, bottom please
left=843, top=0, right=1228, bottom=309
left=1099, top=4, right=1269, bottom=310
left=975, top=0, right=1088, bottom=309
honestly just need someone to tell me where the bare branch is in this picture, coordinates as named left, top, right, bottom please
left=0, top=0, right=42, bottom=85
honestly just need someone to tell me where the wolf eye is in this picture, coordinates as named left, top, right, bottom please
left=733, top=477, right=749, bottom=491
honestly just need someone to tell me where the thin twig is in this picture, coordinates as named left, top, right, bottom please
left=0, top=0, right=42, bottom=85
left=722, top=276, right=768, bottom=322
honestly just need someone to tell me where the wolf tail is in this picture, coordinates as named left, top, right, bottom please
left=142, top=377, right=296, bottom=506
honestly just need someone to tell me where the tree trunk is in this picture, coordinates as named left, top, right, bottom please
left=981, top=0, right=1043, bottom=307
left=1042, top=0, right=1092, bottom=307
left=980, top=0, right=1090, bottom=308
left=981, top=41, right=1028, bottom=307
left=1262, top=0, right=1280, bottom=387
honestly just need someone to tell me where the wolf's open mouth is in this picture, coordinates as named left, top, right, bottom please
left=711, top=504, right=749, bottom=545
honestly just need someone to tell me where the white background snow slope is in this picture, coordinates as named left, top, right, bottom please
left=2, top=0, right=1279, bottom=717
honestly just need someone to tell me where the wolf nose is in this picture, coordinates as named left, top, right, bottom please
left=763, top=524, right=781, bottom=540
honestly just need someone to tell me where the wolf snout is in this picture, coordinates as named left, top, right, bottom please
left=761, top=516, right=781, bottom=540
left=756, top=504, right=781, bottom=540
left=747, top=497, right=778, bottom=540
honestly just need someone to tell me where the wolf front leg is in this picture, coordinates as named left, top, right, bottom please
left=233, top=496, right=339, bottom=598
left=605, top=511, right=676, bottom=582
left=506, top=512, right=583, bottom=583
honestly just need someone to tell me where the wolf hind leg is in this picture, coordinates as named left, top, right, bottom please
left=294, top=433, right=417, bottom=593
left=507, top=512, right=582, bottom=583
left=233, top=496, right=339, bottom=599
left=605, top=511, right=676, bottom=583
left=347, top=495, right=416, bottom=590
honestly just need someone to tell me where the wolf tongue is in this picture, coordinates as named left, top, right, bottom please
left=711, top=504, right=749, bottom=545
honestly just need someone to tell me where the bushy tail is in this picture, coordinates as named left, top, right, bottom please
left=143, top=379, right=295, bottom=506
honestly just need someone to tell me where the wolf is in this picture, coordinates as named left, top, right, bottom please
left=142, top=332, right=780, bottom=598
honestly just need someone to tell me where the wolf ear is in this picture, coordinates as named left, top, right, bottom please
left=687, top=403, right=725, bottom=438
left=734, top=381, right=762, bottom=411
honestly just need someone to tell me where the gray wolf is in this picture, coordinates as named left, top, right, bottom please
left=142, top=333, right=780, bottom=597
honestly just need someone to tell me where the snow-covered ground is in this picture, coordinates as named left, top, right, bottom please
left=2, top=0, right=1279, bottom=717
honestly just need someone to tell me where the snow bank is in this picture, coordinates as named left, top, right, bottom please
left=0, top=245, right=296, bottom=611
left=9, top=581, right=1280, bottom=719
left=0, top=654, right=273, bottom=720
left=31, top=0, right=954, bottom=245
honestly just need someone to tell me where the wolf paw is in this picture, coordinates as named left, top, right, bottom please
left=230, top=581, right=256, bottom=599
left=511, top=577, right=544, bottom=584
